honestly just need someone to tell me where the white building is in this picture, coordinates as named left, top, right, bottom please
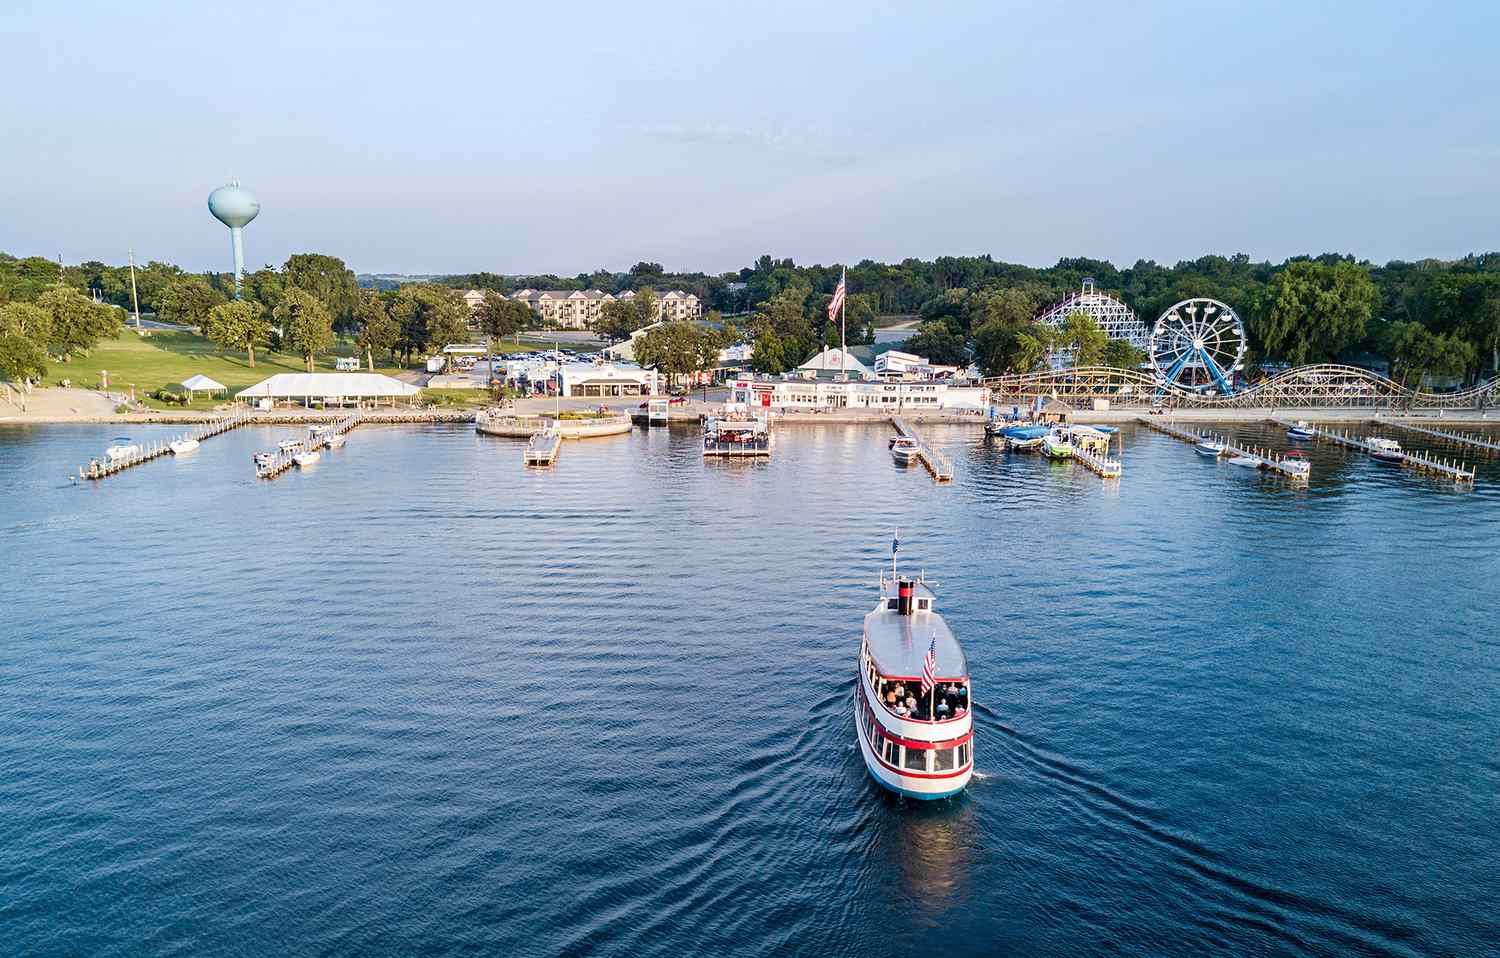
left=558, top=362, right=657, bottom=398
left=236, top=373, right=421, bottom=408
left=460, top=289, right=486, bottom=311
left=796, top=347, right=873, bottom=380
left=726, top=378, right=988, bottom=412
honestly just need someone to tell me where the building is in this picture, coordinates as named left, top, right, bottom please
left=558, top=362, right=657, bottom=398
left=602, top=318, right=736, bottom=364
left=236, top=373, right=421, bottom=408
left=510, top=289, right=614, bottom=329
left=618, top=289, right=702, bottom=322
left=726, top=377, right=988, bottom=412
left=796, top=347, right=874, bottom=380
left=460, top=289, right=486, bottom=311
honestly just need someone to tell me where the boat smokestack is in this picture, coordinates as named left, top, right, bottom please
left=898, top=579, right=914, bottom=616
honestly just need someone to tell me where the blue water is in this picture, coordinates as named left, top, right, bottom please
left=2, top=420, right=1497, bottom=956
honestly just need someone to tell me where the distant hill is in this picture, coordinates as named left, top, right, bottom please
left=356, top=273, right=440, bottom=291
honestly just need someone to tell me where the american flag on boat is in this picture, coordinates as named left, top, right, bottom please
left=920, top=635, right=937, bottom=696
left=827, top=269, right=846, bottom=320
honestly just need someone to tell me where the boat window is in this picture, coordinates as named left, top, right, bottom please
left=883, top=739, right=899, bottom=766
left=917, top=599, right=930, bottom=611
left=904, top=745, right=928, bottom=772
left=957, top=743, right=970, bottom=767
left=933, top=746, right=955, bottom=771
left=886, top=598, right=898, bottom=610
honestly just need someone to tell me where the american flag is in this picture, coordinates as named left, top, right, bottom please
left=920, top=635, right=937, bottom=696
left=827, top=269, right=846, bottom=320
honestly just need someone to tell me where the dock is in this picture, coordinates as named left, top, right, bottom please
left=1138, top=417, right=1310, bottom=480
left=256, top=413, right=363, bottom=480
left=890, top=418, right=953, bottom=482
left=80, top=414, right=249, bottom=480
left=1382, top=420, right=1500, bottom=457
left=523, top=430, right=561, bottom=466
left=1276, top=422, right=1476, bottom=483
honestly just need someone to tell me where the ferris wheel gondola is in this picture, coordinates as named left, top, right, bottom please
left=1149, top=298, right=1247, bottom=395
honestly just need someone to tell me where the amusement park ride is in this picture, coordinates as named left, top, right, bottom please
left=986, top=283, right=1500, bottom=411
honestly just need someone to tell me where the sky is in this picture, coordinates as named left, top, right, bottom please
left=3, top=0, right=1497, bottom=276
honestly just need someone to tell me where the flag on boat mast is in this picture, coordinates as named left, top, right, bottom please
left=891, top=528, right=899, bottom=578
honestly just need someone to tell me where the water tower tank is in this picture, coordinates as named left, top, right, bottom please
left=207, top=180, right=260, bottom=297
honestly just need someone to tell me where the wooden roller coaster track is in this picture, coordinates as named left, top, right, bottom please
left=982, top=364, right=1500, bottom=411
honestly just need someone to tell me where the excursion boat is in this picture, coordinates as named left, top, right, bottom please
left=704, top=411, right=770, bottom=457
left=293, top=450, right=321, bottom=467
left=856, top=566, right=974, bottom=800
left=1041, top=428, right=1073, bottom=460
left=1287, top=420, right=1316, bottom=441
left=889, top=436, right=919, bottom=465
left=105, top=438, right=140, bottom=461
left=1195, top=436, right=1226, bottom=458
left=1368, top=437, right=1403, bottom=464
left=168, top=438, right=200, bottom=454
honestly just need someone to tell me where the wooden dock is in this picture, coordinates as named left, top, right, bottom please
left=1138, top=417, right=1310, bottom=480
left=1382, top=420, right=1500, bottom=456
left=1276, top=422, right=1476, bottom=484
left=890, top=417, right=953, bottom=482
left=256, top=413, right=363, bottom=480
left=80, top=414, right=249, bottom=480
left=1072, top=444, right=1122, bottom=478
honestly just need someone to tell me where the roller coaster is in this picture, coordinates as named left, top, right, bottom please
left=981, top=364, right=1500, bottom=411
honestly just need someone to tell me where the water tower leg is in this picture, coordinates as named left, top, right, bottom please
left=231, top=226, right=245, bottom=298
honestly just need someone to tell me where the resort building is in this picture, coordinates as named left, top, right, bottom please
left=459, top=289, right=486, bottom=311
left=619, top=289, right=702, bottom=322
left=508, top=288, right=703, bottom=329
left=236, top=373, right=421, bottom=408
left=726, top=377, right=988, bottom=412
left=558, top=362, right=657, bottom=398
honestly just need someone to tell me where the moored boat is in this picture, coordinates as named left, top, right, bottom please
left=253, top=452, right=276, bottom=468
left=1287, top=420, right=1316, bottom=441
left=1000, top=425, right=1048, bottom=451
left=169, top=438, right=200, bottom=454
left=703, top=407, right=770, bottom=457
left=278, top=439, right=305, bottom=453
left=1041, top=428, right=1073, bottom=459
left=293, top=450, right=321, bottom=467
left=1195, top=436, right=1226, bottom=458
left=1368, top=437, right=1403, bottom=464
left=889, top=436, right=919, bottom=465
left=105, top=438, right=140, bottom=461
left=1228, top=454, right=1260, bottom=469
left=524, top=426, right=561, bottom=466
left=326, top=433, right=346, bottom=448
left=856, top=559, right=973, bottom=800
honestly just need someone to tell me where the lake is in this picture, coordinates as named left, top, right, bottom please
left=2, top=420, right=1496, bottom=956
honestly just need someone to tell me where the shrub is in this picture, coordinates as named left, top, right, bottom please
left=155, top=382, right=190, bottom=405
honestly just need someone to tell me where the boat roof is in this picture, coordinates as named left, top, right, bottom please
left=864, top=583, right=968, bottom=679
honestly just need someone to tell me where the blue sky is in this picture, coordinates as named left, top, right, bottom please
left=3, top=0, right=1496, bottom=275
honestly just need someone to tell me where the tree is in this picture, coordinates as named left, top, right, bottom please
left=274, top=287, right=335, bottom=372
left=282, top=254, right=358, bottom=329
left=903, top=320, right=968, bottom=365
left=0, top=332, right=46, bottom=383
left=390, top=284, right=469, bottom=364
left=1014, top=326, right=1054, bottom=373
left=630, top=261, right=665, bottom=276
left=39, top=284, right=119, bottom=359
left=354, top=293, right=398, bottom=371
left=0, top=302, right=52, bottom=345
left=1103, top=338, right=1148, bottom=369
left=1258, top=261, right=1380, bottom=365
left=476, top=292, right=529, bottom=342
left=749, top=327, right=787, bottom=375
left=596, top=299, right=644, bottom=343
left=633, top=321, right=702, bottom=387
left=206, top=299, right=270, bottom=367
left=1058, top=312, right=1109, bottom=366
left=1379, top=320, right=1476, bottom=389
left=630, top=289, right=659, bottom=329
left=156, top=275, right=225, bottom=329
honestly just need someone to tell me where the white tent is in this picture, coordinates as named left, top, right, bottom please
left=181, top=374, right=227, bottom=394
left=237, top=373, right=420, bottom=407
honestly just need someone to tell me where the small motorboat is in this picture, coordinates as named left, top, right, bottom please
left=253, top=452, right=276, bottom=468
left=105, top=438, right=140, bottom=461
left=1287, top=420, right=1316, bottom=441
left=890, top=436, right=919, bottom=465
left=1368, top=437, right=1403, bottom=464
left=1281, top=450, right=1311, bottom=478
left=278, top=439, right=305, bottom=453
left=999, top=425, right=1048, bottom=451
left=326, top=434, right=346, bottom=448
left=1042, top=428, right=1073, bottom=460
left=169, top=438, right=200, bottom=455
left=1195, top=437, right=1226, bottom=458
left=1228, top=455, right=1260, bottom=470
left=293, top=450, right=321, bottom=467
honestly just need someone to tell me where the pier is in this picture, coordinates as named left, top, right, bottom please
left=1382, top=420, right=1500, bottom=457
left=256, top=413, right=363, bottom=480
left=1138, top=417, right=1310, bottom=480
left=890, top=418, right=953, bottom=482
left=1068, top=430, right=1122, bottom=479
left=80, top=414, right=249, bottom=480
left=1276, top=422, right=1476, bottom=483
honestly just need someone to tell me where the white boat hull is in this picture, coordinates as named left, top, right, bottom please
left=294, top=452, right=321, bottom=467
left=169, top=439, right=199, bottom=454
left=855, top=692, right=972, bottom=800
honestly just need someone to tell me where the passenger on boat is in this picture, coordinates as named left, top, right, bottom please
left=893, top=701, right=910, bottom=717
left=936, top=701, right=950, bottom=718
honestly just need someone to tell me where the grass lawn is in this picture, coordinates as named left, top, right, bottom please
left=422, top=387, right=492, bottom=408
left=47, top=330, right=413, bottom=410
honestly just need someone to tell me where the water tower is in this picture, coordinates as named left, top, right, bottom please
left=207, top=180, right=261, bottom=297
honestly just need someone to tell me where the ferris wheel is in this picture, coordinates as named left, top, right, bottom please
left=1149, top=298, right=1247, bottom=395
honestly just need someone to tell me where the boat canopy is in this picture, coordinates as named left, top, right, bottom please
left=864, top=583, right=968, bottom=679
left=1001, top=425, right=1049, bottom=440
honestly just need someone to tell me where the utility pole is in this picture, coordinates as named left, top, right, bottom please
left=128, top=247, right=142, bottom=330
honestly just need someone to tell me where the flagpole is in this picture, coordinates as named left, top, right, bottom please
left=929, top=639, right=936, bottom=719
left=839, top=267, right=847, bottom=382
